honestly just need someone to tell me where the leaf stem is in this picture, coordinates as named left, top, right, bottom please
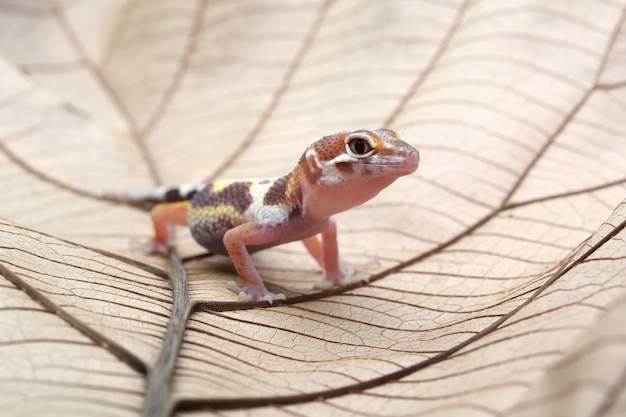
left=143, top=249, right=191, bottom=417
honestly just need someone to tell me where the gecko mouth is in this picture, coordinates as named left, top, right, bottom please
left=354, top=162, right=419, bottom=178
left=365, top=162, right=417, bottom=167
left=364, top=161, right=419, bottom=171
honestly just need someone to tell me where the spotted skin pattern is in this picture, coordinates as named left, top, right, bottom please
left=111, top=129, right=420, bottom=303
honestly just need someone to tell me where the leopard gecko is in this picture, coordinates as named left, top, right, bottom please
left=110, top=129, right=419, bottom=303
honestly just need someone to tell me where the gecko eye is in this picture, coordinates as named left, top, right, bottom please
left=345, top=134, right=376, bottom=158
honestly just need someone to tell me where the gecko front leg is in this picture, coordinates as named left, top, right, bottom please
left=302, top=218, right=373, bottom=289
left=223, top=222, right=289, bottom=304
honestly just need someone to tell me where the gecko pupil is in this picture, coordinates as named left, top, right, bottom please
left=350, top=138, right=371, bottom=155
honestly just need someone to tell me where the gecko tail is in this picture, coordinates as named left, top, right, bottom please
left=105, top=184, right=205, bottom=204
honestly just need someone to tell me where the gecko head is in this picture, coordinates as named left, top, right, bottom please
left=298, top=128, right=419, bottom=218
left=301, top=128, right=419, bottom=185
left=339, top=128, right=419, bottom=178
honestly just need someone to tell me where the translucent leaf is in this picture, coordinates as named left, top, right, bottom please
left=1, top=1, right=625, bottom=416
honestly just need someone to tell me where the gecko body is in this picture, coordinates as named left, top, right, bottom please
left=112, top=129, right=419, bottom=303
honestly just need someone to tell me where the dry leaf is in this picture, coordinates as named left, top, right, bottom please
left=1, top=1, right=625, bottom=416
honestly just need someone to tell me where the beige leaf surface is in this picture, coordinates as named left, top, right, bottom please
left=1, top=1, right=625, bottom=416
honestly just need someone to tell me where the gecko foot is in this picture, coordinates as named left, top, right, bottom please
left=227, top=281, right=286, bottom=304
left=131, top=237, right=170, bottom=255
left=313, top=259, right=379, bottom=289
left=314, top=273, right=370, bottom=289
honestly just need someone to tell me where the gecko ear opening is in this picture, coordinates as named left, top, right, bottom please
left=345, top=133, right=376, bottom=159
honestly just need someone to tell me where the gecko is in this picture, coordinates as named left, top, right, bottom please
left=110, top=129, right=419, bottom=303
